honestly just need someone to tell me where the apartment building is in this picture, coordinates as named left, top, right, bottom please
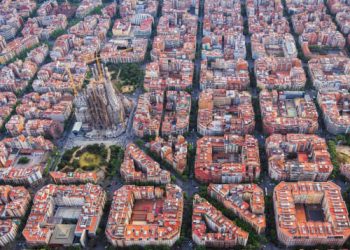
left=0, top=8, right=22, bottom=40
left=309, top=57, right=350, bottom=91
left=133, top=91, right=163, bottom=137
left=50, top=34, right=101, bottom=63
left=69, top=14, right=110, bottom=41
left=144, top=58, right=194, bottom=91
left=0, top=147, right=49, bottom=185
left=76, top=0, right=102, bottom=18
left=208, top=184, right=266, bottom=234
left=0, top=185, right=31, bottom=218
left=202, top=0, right=246, bottom=60
left=17, top=92, right=73, bottom=123
left=292, top=11, right=335, bottom=35
left=101, top=38, right=148, bottom=64
left=36, top=0, right=77, bottom=18
left=23, top=119, right=64, bottom=139
left=1, top=135, right=54, bottom=151
left=317, top=90, right=350, bottom=134
left=5, top=115, right=25, bottom=137
left=49, top=171, right=98, bottom=184
left=266, top=134, right=333, bottom=181
left=197, top=89, right=255, bottom=136
left=246, top=0, right=286, bottom=32
left=255, top=57, right=305, bottom=90
left=151, top=14, right=197, bottom=60
left=251, top=32, right=297, bottom=59
left=200, top=58, right=249, bottom=90
left=260, top=90, right=319, bottom=134
left=327, top=0, right=350, bottom=14
left=335, top=9, right=350, bottom=36
left=162, top=91, right=191, bottom=136
left=121, top=143, right=171, bottom=184
left=285, top=0, right=325, bottom=15
left=23, top=184, right=106, bottom=246
left=195, top=135, right=260, bottom=183
left=106, top=184, right=183, bottom=247
left=0, top=92, right=17, bottom=128
left=149, top=135, right=188, bottom=174
left=0, top=186, right=31, bottom=247
left=192, top=194, right=248, bottom=248
left=101, top=0, right=159, bottom=64
left=0, top=220, right=19, bottom=247
left=21, top=14, right=67, bottom=40
left=5, top=0, right=37, bottom=18
left=299, top=30, right=346, bottom=59
left=33, top=61, right=88, bottom=94
left=0, top=44, right=49, bottom=91
left=274, top=181, right=350, bottom=247
left=0, top=35, right=40, bottom=65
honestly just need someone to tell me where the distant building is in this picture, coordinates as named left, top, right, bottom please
left=285, top=0, right=325, bottom=15
left=291, top=11, right=335, bottom=35
left=144, top=58, right=194, bottom=91
left=76, top=0, right=102, bottom=18
left=17, top=92, right=73, bottom=123
left=33, top=61, right=88, bottom=94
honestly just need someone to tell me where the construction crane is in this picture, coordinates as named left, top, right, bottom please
left=65, top=65, right=77, bottom=96
left=56, top=61, right=77, bottom=96
left=123, top=47, right=133, bottom=52
left=94, top=52, right=103, bottom=81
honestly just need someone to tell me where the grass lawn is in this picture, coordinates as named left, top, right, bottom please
left=79, top=152, right=101, bottom=169
left=336, top=146, right=350, bottom=164
left=338, top=152, right=350, bottom=164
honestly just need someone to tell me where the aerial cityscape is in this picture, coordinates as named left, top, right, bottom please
left=3, top=0, right=350, bottom=249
